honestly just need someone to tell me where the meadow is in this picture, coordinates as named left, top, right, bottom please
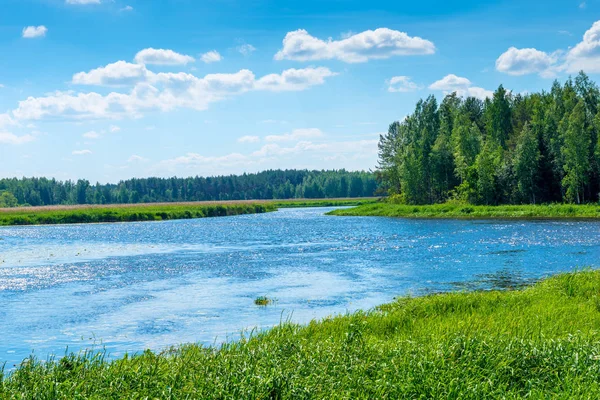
left=329, top=202, right=600, bottom=219
left=0, top=198, right=376, bottom=226
left=3, top=270, right=600, bottom=398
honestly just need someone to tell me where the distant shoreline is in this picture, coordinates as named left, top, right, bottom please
left=0, top=198, right=378, bottom=226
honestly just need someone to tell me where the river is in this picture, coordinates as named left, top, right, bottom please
left=1, top=207, right=599, bottom=367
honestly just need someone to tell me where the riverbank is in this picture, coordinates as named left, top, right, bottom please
left=2, top=270, right=600, bottom=398
left=328, top=202, right=600, bottom=219
left=0, top=198, right=377, bottom=226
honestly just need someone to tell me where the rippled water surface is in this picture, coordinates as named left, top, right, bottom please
left=1, top=207, right=599, bottom=367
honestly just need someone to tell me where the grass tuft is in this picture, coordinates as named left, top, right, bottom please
left=254, top=296, right=274, bottom=306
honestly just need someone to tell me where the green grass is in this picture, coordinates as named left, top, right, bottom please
left=0, top=203, right=276, bottom=226
left=4, top=270, right=600, bottom=398
left=328, top=202, right=600, bottom=219
left=0, top=198, right=378, bottom=226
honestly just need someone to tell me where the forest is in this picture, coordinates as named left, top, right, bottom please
left=0, top=169, right=378, bottom=207
left=378, top=72, right=600, bottom=205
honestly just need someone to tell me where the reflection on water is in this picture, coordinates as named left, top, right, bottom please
left=1, top=207, right=599, bottom=367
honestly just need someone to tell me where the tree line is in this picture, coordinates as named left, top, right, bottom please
left=0, top=170, right=378, bottom=207
left=378, top=72, right=600, bottom=205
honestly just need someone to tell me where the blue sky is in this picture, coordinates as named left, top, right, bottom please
left=0, top=0, right=598, bottom=183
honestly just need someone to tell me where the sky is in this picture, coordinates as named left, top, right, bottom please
left=0, top=0, right=599, bottom=183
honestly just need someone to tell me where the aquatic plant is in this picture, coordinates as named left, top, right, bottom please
left=254, top=296, right=274, bottom=306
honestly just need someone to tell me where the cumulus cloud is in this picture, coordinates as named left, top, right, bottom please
left=134, top=48, right=195, bottom=66
left=429, top=74, right=493, bottom=100
left=22, top=26, right=47, bottom=39
left=237, top=44, right=256, bottom=56
left=12, top=67, right=336, bottom=121
left=274, top=28, right=435, bottom=63
left=265, top=128, right=323, bottom=142
left=0, top=132, right=35, bottom=145
left=255, top=67, right=336, bottom=91
left=387, top=76, right=420, bottom=92
left=72, top=149, right=92, bottom=155
left=72, top=61, right=149, bottom=86
left=237, top=135, right=260, bottom=143
left=201, top=51, right=222, bottom=63
left=565, top=20, right=600, bottom=73
left=495, top=47, right=557, bottom=77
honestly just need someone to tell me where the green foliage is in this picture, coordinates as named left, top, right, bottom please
left=514, top=123, right=541, bottom=203
left=4, top=271, right=600, bottom=398
left=379, top=73, right=600, bottom=204
left=0, top=170, right=379, bottom=207
left=562, top=101, right=591, bottom=203
left=0, top=192, right=18, bottom=208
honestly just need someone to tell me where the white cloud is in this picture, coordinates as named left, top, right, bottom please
left=265, top=128, right=323, bottom=142
left=0, top=113, right=15, bottom=129
left=22, top=26, right=47, bottom=39
left=66, top=0, right=100, bottom=4
left=201, top=51, right=222, bottom=63
left=274, top=28, right=435, bottom=63
left=152, top=134, right=379, bottom=176
left=157, top=152, right=251, bottom=171
left=237, top=44, right=256, bottom=56
left=72, top=61, right=149, bottom=86
left=238, top=135, right=260, bottom=143
left=255, top=67, right=337, bottom=91
left=72, top=149, right=92, bottom=155
left=128, top=154, right=147, bottom=162
left=120, top=5, right=133, bottom=11
left=0, top=132, right=35, bottom=145
left=579, top=1, right=586, bottom=9
left=134, top=48, right=195, bottom=66
left=82, top=130, right=99, bottom=139
left=387, top=76, right=420, bottom=92
left=109, top=125, right=121, bottom=132
left=429, top=74, right=493, bottom=100
left=495, top=47, right=557, bottom=77
left=12, top=66, right=335, bottom=121
left=565, top=20, right=600, bottom=73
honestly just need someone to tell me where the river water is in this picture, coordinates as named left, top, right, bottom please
left=1, top=207, right=599, bottom=367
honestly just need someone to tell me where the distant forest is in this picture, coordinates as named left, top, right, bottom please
left=0, top=170, right=378, bottom=207
left=378, top=72, right=600, bottom=205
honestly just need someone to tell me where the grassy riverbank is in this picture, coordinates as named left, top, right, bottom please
left=0, top=198, right=376, bottom=226
left=3, top=270, right=600, bottom=398
left=328, top=202, right=600, bottom=219
left=0, top=203, right=276, bottom=226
